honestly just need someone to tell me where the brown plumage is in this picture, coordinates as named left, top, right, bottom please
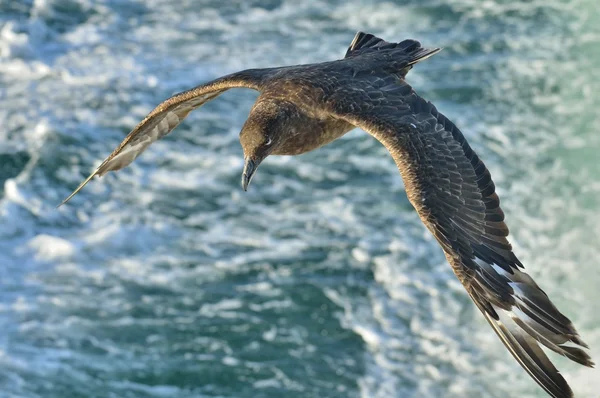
left=59, top=32, right=593, bottom=397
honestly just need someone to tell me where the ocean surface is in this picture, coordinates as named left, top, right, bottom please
left=0, top=0, right=598, bottom=397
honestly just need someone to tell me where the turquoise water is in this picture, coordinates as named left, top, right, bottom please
left=0, top=1, right=598, bottom=397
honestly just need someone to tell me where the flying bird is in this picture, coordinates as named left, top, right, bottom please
left=59, top=32, right=593, bottom=397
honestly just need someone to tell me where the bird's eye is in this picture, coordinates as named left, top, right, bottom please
left=265, top=137, right=273, bottom=146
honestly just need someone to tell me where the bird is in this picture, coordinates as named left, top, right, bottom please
left=59, top=32, right=593, bottom=397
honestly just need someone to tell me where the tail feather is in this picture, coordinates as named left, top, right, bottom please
left=345, top=32, right=441, bottom=76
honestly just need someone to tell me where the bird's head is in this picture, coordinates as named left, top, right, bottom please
left=239, top=99, right=296, bottom=190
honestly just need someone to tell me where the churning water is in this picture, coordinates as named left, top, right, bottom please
left=0, top=0, right=598, bottom=397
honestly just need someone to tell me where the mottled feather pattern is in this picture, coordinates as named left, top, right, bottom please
left=328, top=75, right=592, bottom=397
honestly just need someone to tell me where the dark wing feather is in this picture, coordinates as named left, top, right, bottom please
left=345, top=31, right=423, bottom=57
left=328, top=77, right=593, bottom=398
left=344, top=32, right=441, bottom=76
left=59, top=69, right=269, bottom=207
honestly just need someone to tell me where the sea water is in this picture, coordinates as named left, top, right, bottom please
left=0, top=1, right=598, bottom=397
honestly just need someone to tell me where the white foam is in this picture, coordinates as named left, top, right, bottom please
left=27, top=234, right=76, bottom=260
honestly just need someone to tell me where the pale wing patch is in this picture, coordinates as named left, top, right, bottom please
left=474, top=258, right=592, bottom=368
left=98, top=108, right=184, bottom=176
left=58, top=91, right=227, bottom=207
left=98, top=92, right=222, bottom=175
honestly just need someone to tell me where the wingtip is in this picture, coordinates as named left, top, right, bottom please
left=56, top=193, right=76, bottom=209
left=57, top=170, right=99, bottom=208
left=571, top=334, right=590, bottom=350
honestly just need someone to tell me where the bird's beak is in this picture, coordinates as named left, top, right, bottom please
left=241, top=157, right=257, bottom=191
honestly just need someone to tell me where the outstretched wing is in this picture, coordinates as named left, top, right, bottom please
left=59, top=69, right=270, bottom=207
left=328, top=78, right=593, bottom=397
